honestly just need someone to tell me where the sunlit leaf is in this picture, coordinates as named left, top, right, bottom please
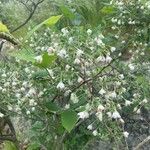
left=0, top=22, right=9, bottom=33
left=44, top=15, right=62, bottom=26
left=24, top=15, right=62, bottom=40
left=101, top=6, right=116, bottom=14
left=3, top=141, right=17, bottom=150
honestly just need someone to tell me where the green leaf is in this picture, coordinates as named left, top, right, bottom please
left=9, top=48, right=35, bottom=63
left=3, top=141, right=17, bottom=150
left=60, top=6, right=75, bottom=20
left=45, top=102, right=60, bottom=113
left=0, top=22, right=9, bottom=33
left=61, top=109, right=78, bottom=132
left=24, top=15, right=62, bottom=40
left=44, top=15, right=62, bottom=26
left=101, top=6, right=116, bottom=14
left=24, top=23, right=43, bottom=41
left=34, top=52, right=57, bottom=68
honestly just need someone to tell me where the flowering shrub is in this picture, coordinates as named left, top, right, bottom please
left=0, top=0, right=150, bottom=149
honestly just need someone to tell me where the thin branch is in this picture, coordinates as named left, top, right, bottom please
left=51, top=57, right=119, bottom=103
left=5, top=117, right=16, bottom=139
left=11, top=0, right=45, bottom=33
left=0, top=135, right=15, bottom=142
left=18, top=0, right=32, bottom=12
left=71, top=57, right=119, bottom=93
left=0, top=40, right=5, bottom=52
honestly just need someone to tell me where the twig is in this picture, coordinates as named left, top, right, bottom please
left=11, top=0, right=45, bottom=33
left=0, top=40, right=5, bottom=52
left=0, top=136, right=14, bottom=142
left=18, top=0, right=32, bottom=11
left=71, top=57, right=119, bottom=93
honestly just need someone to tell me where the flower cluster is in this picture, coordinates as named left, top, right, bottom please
left=0, top=0, right=150, bottom=146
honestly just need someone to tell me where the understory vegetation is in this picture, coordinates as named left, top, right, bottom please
left=0, top=0, right=150, bottom=150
